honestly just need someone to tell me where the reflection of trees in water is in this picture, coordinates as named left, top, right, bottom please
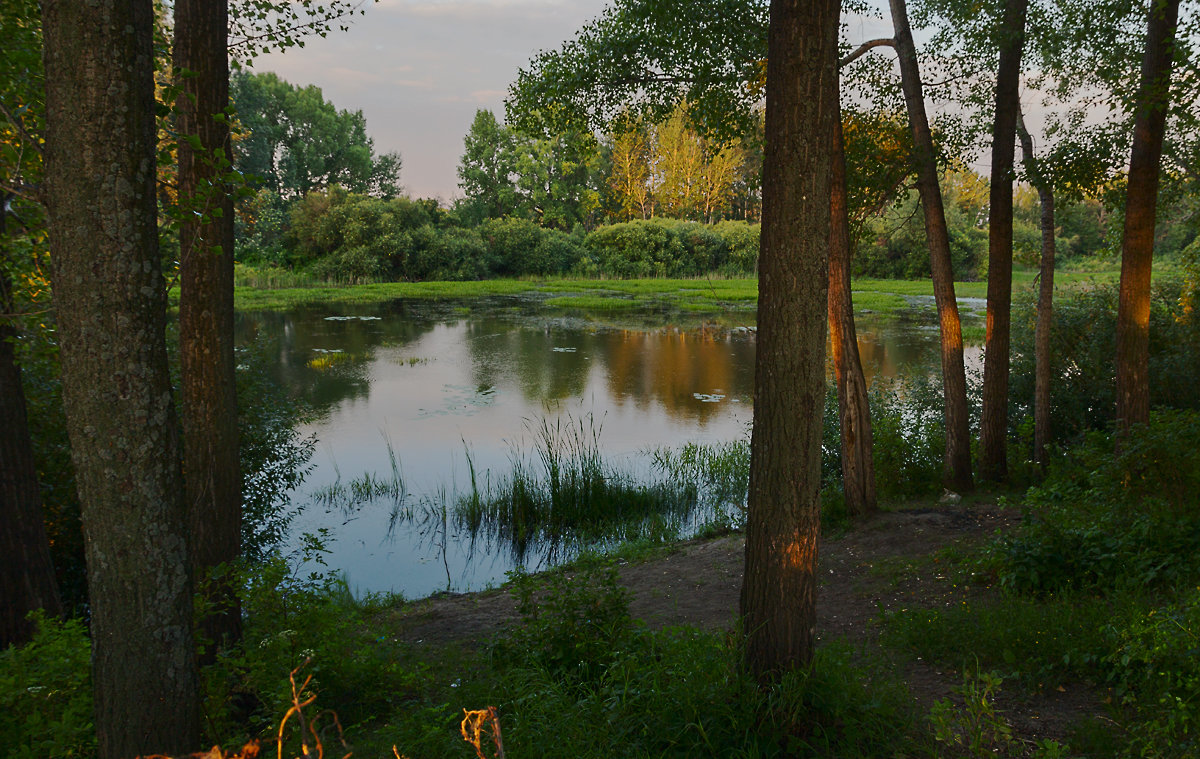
left=851, top=318, right=947, bottom=383
left=598, top=327, right=755, bottom=423
left=460, top=319, right=758, bottom=422
left=234, top=307, right=436, bottom=413
left=462, top=321, right=593, bottom=402
left=236, top=302, right=960, bottom=423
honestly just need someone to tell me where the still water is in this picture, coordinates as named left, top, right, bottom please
left=237, top=294, right=979, bottom=599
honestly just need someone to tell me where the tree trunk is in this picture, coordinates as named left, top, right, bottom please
left=979, top=0, right=1029, bottom=483
left=1116, top=0, right=1181, bottom=433
left=1016, top=109, right=1056, bottom=466
left=829, top=102, right=877, bottom=519
left=42, top=1, right=201, bottom=755
left=175, top=0, right=243, bottom=658
left=0, top=228, right=63, bottom=648
left=889, top=0, right=973, bottom=493
left=740, top=0, right=839, bottom=679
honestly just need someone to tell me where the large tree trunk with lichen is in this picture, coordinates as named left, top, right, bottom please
left=740, top=0, right=839, bottom=680
left=0, top=235, right=63, bottom=648
left=42, top=1, right=201, bottom=756
left=1116, top=0, right=1180, bottom=433
left=979, top=0, right=1029, bottom=482
left=175, top=0, right=243, bottom=659
left=889, top=0, right=973, bottom=493
left=829, top=102, right=877, bottom=519
left=1016, top=109, right=1056, bottom=466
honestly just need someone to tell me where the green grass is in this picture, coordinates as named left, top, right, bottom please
left=231, top=265, right=1172, bottom=328
left=849, top=291, right=909, bottom=313
left=881, top=591, right=1119, bottom=688
left=543, top=295, right=642, bottom=310
left=233, top=273, right=990, bottom=315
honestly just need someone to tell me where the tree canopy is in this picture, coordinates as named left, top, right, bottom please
left=231, top=70, right=401, bottom=200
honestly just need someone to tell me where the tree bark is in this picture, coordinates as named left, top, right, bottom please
left=1016, top=109, right=1056, bottom=466
left=1116, top=0, right=1181, bottom=433
left=979, top=0, right=1029, bottom=482
left=829, top=101, right=877, bottom=519
left=0, top=227, right=63, bottom=648
left=740, top=0, right=839, bottom=679
left=42, top=1, right=201, bottom=755
left=175, top=0, right=243, bottom=658
left=889, top=0, right=973, bottom=492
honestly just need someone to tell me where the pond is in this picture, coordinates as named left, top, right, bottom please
left=236, top=292, right=982, bottom=599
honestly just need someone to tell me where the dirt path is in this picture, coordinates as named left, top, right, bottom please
left=389, top=504, right=1104, bottom=748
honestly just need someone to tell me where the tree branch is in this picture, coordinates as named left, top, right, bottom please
left=228, top=2, right=366, bottom=50
left=840, top=38, right=896, bottom=68
left=0, top=100, right=43, bottom=159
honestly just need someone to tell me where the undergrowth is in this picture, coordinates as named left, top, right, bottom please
left=882, top=410, right=1200, bottom=758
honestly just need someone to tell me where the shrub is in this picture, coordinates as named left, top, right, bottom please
left=585, top=220, right=686, bottom=277
left=235, top=189, right=290, bottom=266
left=1008, top=280, right=1200, bottom=445
left=501, top=563, right=632, bottom=685
left=861, top=374, right=946, bottom=500
left=418, top=227, right=492, bottom=281
left=214, top=535, right=423, bottom=738
left=535, top=229, right=589, bottom=275
left=0, top=613, right=94, bottom=759
left=1106, top=587, right=1200, bottom=757
left=668, top=220, right=730, bottom=275
left=237, top=339, right=316, bottom=563
left=996, top=410, right=1200, bottom=594
left=476, top=565, right=923, bottom=759
left=714, top=219, right=760, bottom=274
left=480, top=217, right=547, bottom=276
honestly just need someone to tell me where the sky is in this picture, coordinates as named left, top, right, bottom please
left=252, top=0, right=613, bottom=201
left=249, top=1, right=941, bottom=203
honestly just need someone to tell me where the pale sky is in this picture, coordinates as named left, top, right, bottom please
left=251, top=0, right=612, bottom=201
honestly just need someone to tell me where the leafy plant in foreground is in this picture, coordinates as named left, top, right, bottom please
left=0, top=612, right=94, bottom=759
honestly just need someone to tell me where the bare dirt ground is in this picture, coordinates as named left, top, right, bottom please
left=389, top=504, right=1107, bottom=749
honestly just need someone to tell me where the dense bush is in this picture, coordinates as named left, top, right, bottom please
left=239, top=187, right=762, bottom=282
left=996, top=410, right=1200, bottom=594
left=854, top=191, right=987, bottom=280
left=821, top=374, right=949, bottom=503
left=235, top=189, right=291, bottom=266
left=886, top=412, right=1200, bottom=757
left=0, top=613, right=94, bottom=759
left=1108, top=587, right=1200, bottom=757
left=584, top=218, right=756, bottom=278
left=1008, top=280, right=1200, bottom=444
left=478, top=217, right=589, bottom=276
left=586, top=220, right=689, bottom=277
left=282, top=187, right=442, bottom=278
left=715, top=219, right=760, bottom=274
left=445, top=563, right=925, bottom=759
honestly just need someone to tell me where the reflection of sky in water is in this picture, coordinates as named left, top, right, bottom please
left=240, top=298, right=979, bottom=598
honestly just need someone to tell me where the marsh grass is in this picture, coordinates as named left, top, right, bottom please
left=449, top=414, right=699, bottom=563
left=310, top=433, right=406, bottom=513
left=650, top=437, right=750, bottom=516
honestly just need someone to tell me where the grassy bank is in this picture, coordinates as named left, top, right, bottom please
left=228, top=261, right=1174, bottom=315
left=230, top=272, right=960, bottom=315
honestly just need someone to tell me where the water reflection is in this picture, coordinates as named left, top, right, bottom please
left=237, top=295, right=975, bottom=598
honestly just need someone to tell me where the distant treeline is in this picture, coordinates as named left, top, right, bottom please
left=235, top=178, right=1174, bottom=284
left=237, top=186, right=762, bottom=282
